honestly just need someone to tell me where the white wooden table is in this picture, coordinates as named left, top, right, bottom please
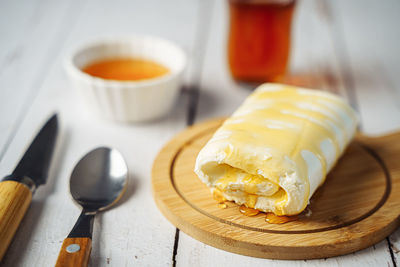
left=0, top=0, right=399, bottom=266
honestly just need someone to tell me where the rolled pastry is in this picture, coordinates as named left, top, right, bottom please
left=194, top=84, right=358, bottom=215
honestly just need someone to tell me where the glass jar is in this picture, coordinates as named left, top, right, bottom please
left=228, top=0, right=296, bottom=83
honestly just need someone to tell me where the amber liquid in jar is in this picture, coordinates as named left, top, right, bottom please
left=228, top=0, right=295, bottom=83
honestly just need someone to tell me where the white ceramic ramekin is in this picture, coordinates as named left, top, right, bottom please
left=65, top=36, right=186, bottom=122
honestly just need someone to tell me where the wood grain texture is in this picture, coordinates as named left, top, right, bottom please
left=55, top=237, right=92, bottom=267
left=0, top=0, right=199, bottom=266
left=0, top=0, right=80, bottom=155
left=152, top=118, right=400, bottom=259
left=0, top=181, right=32, bottom=261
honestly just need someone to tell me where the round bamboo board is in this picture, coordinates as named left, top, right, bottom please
left=152, top=118, right=400, bottom=260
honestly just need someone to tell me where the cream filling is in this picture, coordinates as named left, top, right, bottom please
left=194, top=147, right=308, bottom=215
left=195, top=160, right=307, bottom=215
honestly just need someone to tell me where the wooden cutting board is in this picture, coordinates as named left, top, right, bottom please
left=152, top=118, right=400, bottom=260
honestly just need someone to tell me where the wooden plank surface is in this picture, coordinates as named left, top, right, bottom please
left=0, top=0, right=399, bottom=266
left=0, top=0, right=199, bottom=266
left=0, top=0, right=82, bottom=157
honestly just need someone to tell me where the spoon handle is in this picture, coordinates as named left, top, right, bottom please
left=55, top=237, right=92, bottom=267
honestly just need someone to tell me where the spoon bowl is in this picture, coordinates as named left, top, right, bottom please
left=70, top=147, right=127, bottom=211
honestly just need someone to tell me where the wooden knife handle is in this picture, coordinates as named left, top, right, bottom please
left=0, top=180, right=32, bottom=261
left=55, top=237, right=92, bottom=267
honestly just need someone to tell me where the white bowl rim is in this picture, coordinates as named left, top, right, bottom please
left=65, top=34, right=187, bottom=88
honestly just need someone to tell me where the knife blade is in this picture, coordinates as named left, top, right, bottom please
left=0, top=114, right=58, bottom=261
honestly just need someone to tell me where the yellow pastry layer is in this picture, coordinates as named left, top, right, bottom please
left=194, top=83, right=358, bottom=215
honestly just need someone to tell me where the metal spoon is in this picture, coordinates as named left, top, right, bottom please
left=55, top=147, right=128, bottom=267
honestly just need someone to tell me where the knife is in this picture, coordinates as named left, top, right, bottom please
left=0, top=114, right=58, bottom=261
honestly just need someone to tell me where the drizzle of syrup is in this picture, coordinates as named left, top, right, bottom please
left=239, top=205, right=260, bottom=216
left=265, top=213, right=298, bottom=224
left=218, top=203, right=228, bottom=209
left=213, top=189, right=226, bottom=204
left=213, top=190, right=300, bottom=223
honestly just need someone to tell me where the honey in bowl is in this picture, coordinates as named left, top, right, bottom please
left=82, top=58, right=169, bottom=81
